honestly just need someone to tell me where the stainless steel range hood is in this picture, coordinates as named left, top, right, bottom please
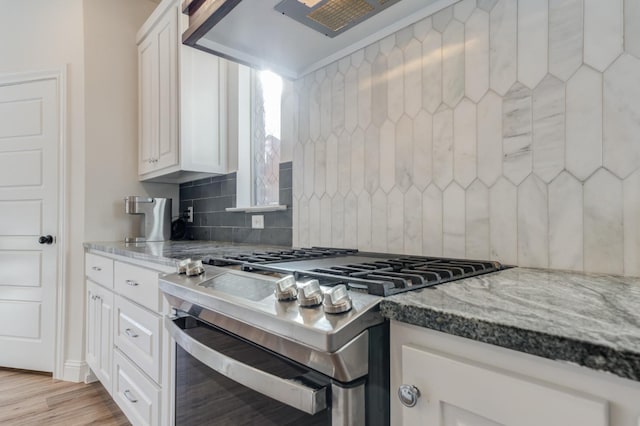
left=182, top=0, right=459, bottom=79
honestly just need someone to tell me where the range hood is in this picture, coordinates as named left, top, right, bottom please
left=182, top=0, right=459, bottom=79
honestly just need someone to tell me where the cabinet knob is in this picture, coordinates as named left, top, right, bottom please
left=398, top=384, right=420, bottom=408
left=125, top=279, right=139, bottom=287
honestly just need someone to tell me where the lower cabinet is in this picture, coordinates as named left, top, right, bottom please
left=115, top=295, right=163, bottom=384
left=391, top=320, right=640, bottom=426
left=85, top=251, right=174, bottom=426
left=400, top=345, right=607, bottom=426
left=86, top=280, right=114, bottom=394
left=113, top=349, right=161, bottom=426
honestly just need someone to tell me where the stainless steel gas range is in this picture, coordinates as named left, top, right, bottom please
left=160, top=248, right=503, bottom=425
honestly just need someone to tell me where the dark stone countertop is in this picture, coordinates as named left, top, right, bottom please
left=83, top=240, right=289, bottom=268
left=380, top=267, right=640, bottom=382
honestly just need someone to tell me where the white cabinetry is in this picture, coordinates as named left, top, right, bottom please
left=137, top=0, right=228, bottom=183
left=391, top=320, right=640, bottom=426
left=113, top=349, right=161, bottom=426
left=85, top=251, right=175, bottom=426
left=137, top=6, right=178, bottom=176
left=400, top=345, right=606, bottom=426
left=86, top=280, right=114, bottom=395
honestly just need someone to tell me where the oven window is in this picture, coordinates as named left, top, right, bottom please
left=175, top=319, right=330, bottom=425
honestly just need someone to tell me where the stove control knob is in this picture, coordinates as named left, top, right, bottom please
left=297, top=280, right=323, bottom=307
left=185, top=260, right=204, bottom=276
left=275, top=275, right=298, bottom=301
left=322, top=284, right=352, bottom=314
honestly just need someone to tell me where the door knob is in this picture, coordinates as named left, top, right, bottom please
left=38, top=235, right=54, bottom=245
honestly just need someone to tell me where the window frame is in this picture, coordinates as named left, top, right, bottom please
left=227, top=65, right=287, bottom=213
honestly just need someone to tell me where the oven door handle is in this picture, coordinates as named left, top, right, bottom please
left=165, top=316, right=328, bottom=415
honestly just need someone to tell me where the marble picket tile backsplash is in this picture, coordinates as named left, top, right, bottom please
left=290, top=0, right=640, bottom=276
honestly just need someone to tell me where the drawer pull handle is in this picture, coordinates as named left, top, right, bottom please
left=125, top=280, right=139, bottom=287
left=91, top=266, right=102, bottom=272
left=166, top=316, right=327, bottom=415
left=124, top=389, right=138, bottom=403
left=125, top=328, right=139, bottom=338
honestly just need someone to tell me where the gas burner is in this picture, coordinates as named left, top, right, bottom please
left=206, top=248, right=504, bottom=297
left=204, top=247, right=359, bottom=266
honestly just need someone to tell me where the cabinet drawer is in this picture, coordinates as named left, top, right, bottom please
left=86, top=253, right=114, bottom=288
left=113, top=349, right=160, bottom=426
left=115, top=295, right=161, bottom=384
left=114, top=261, right=160, bottom=312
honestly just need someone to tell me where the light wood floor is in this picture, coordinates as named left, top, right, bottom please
left=0, top=368, right=130, bottom=425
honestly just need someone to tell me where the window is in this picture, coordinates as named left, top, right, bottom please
left=233, top=65, right=286, bottom=211
left=252, top=70, right=282, bottom=206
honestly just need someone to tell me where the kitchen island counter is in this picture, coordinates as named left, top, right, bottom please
left=83, top=240, right=289, bottom=268
left=381, top=267, right=640, bottom=381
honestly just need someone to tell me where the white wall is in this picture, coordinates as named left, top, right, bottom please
left=84, top=0, right=178, bottom=244
left=0, top=0, right=176, bottom=381
left=0, top=0, right=86, bottom=380
left=293, top=0, right=640, bottom=277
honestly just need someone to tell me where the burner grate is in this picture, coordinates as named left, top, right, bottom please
left=205, top=247, right=503, bottom=296
left=205, top=247, right=359, bottom=266
left=286, top=256, right=502, bottom=296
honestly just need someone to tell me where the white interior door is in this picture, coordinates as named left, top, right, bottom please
left=0, top=75, right=59, bottom=372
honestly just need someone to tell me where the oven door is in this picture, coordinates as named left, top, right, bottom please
left=166, top=315, right=342, bottom=425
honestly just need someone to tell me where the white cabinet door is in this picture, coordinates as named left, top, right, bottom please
left=86, top=280, right=114, bottom=395
left=138, top=33, right=157, bottom=176
left=180, top=47, right=227, bottom=174
left=154, top=7, right=178, bottom=171
left=137, top=4, right=178, bottom=177
left=399, top=344, right=609, bottom=426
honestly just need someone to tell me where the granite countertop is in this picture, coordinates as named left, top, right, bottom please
left=381, top=267, right=640, bottom=381
left=85, top=240, right=640, bottom=381
left=83, top=240, right=289, bottom=268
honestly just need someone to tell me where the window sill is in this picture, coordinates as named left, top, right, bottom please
left=225, top=205, right=287, bottom=213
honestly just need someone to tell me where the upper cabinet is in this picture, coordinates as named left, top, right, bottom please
left=137, top=0, right=227, bottom=184
left=138, top=6, right=178, bottom=176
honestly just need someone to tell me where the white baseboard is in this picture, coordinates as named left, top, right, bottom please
left=85, top=370, right=98, bottom=384
left=60, top=359, right=89, bottom=383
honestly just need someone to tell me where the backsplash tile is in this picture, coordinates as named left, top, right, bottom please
left=565, top=66, right=602, bottom=180
left=290, top=0, right=640, bottom=276
left=548, top=171, right=583, bottom=271
left=583, top=169, right=624, bottom=274
left=584, top=0, right=623, bottom=72
left=517, top=0, right=548, bottom=89
left=624, top=170, right=640, bottom=276
left=180, top=162, right=292, bottom=246
left=603, top=54, right=640, bottom=179
left=489, top=0, right=517, bottom=96
left=548, top=0, right=583, bottom=81
left=625, top=0, right=640, bottom=59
